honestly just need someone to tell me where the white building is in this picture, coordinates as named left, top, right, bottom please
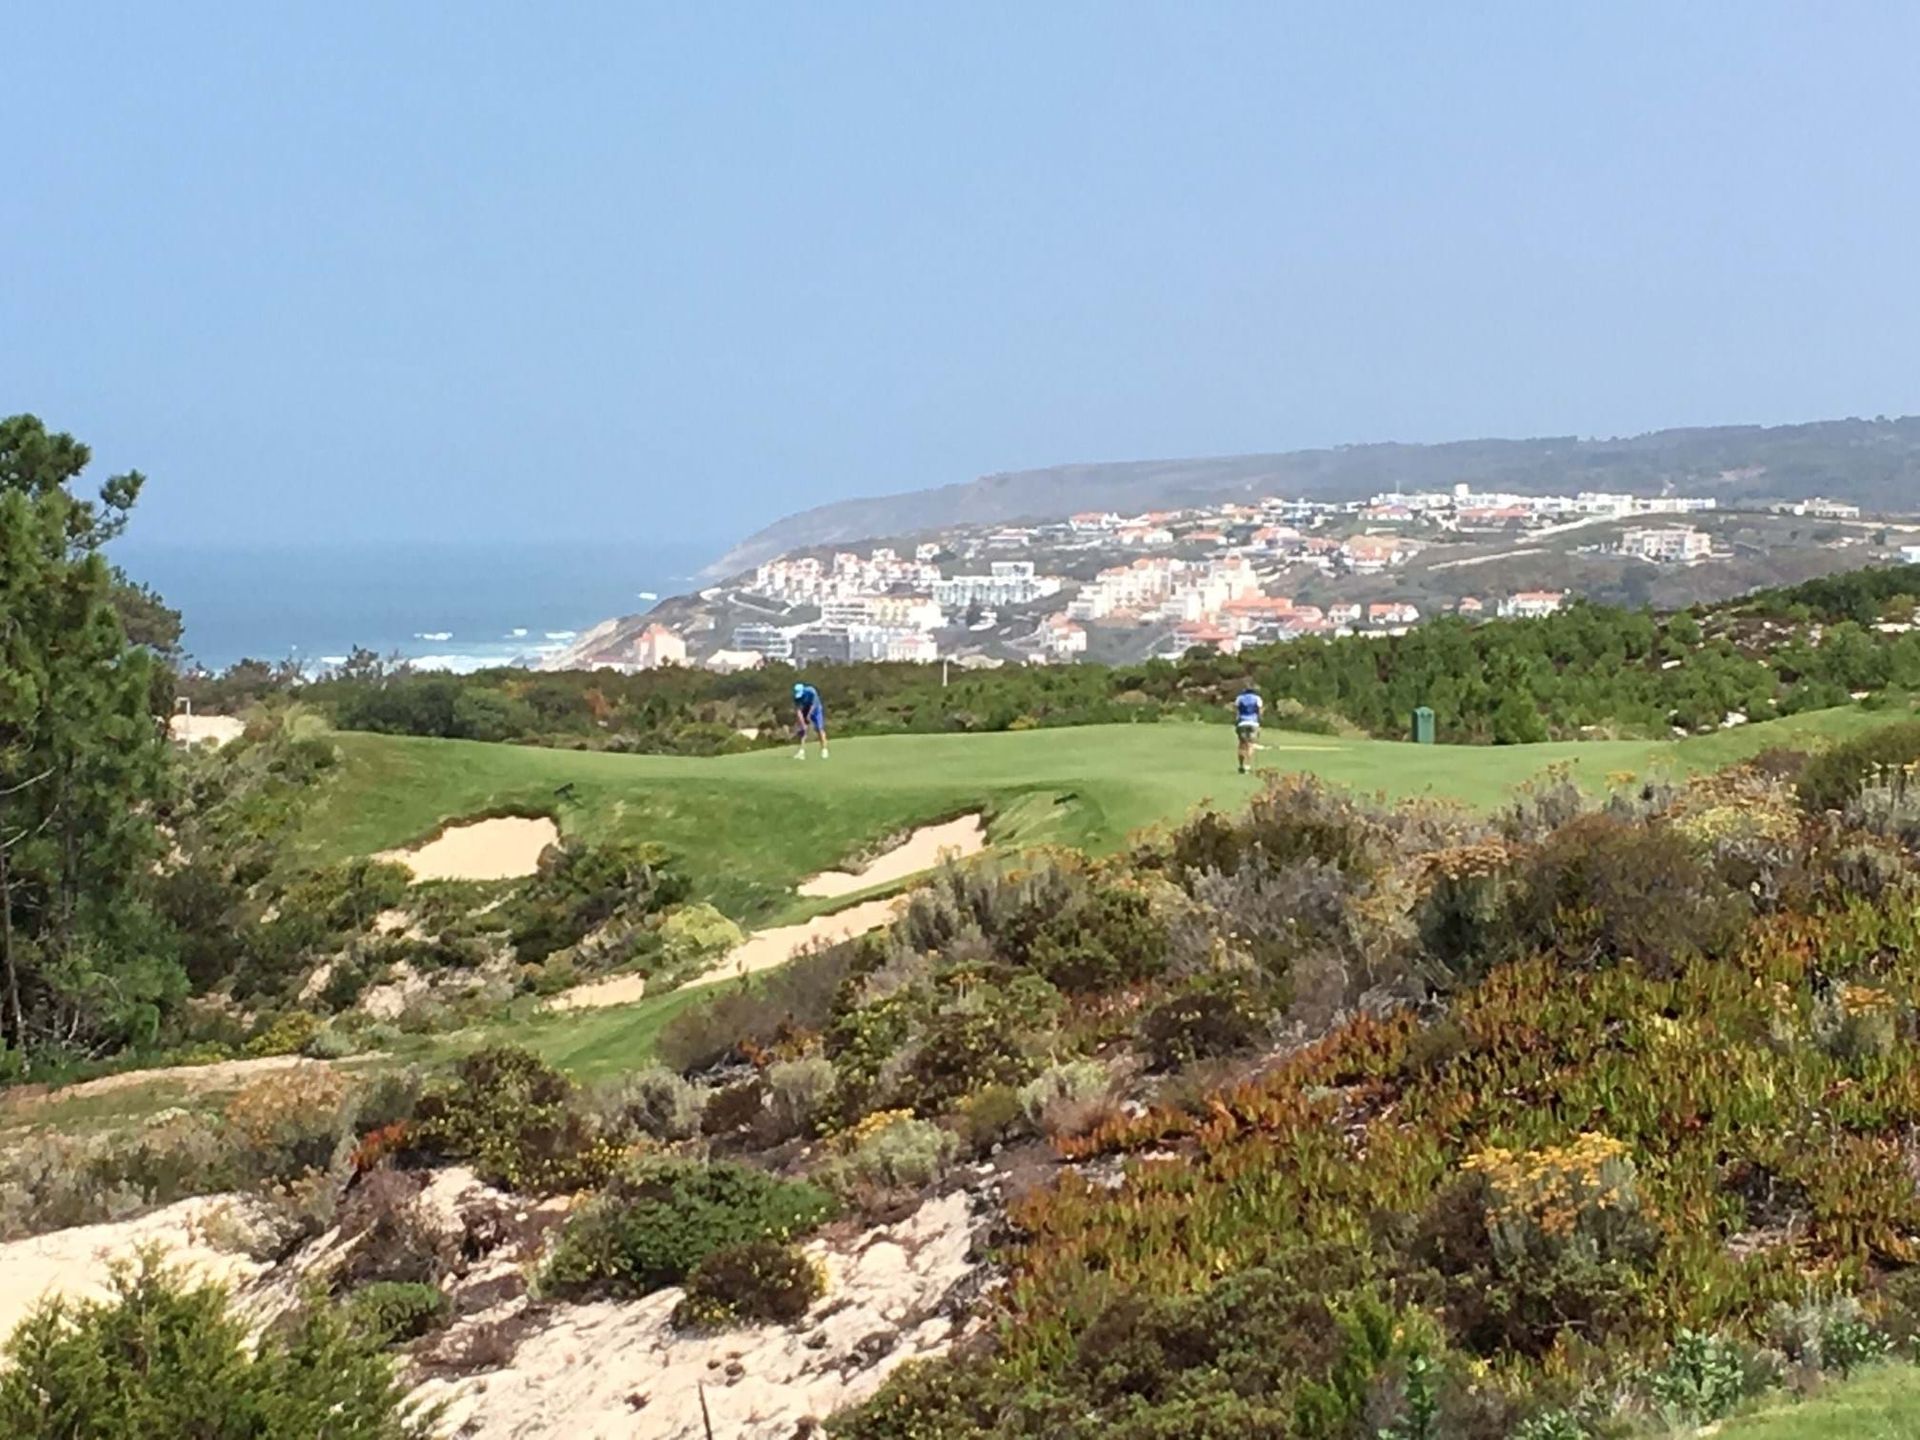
left=1620, top=527, right=1713, bottom=563
left=731, top=623, right=795, bottom=660
left=632, top=623, right=687, bottom=670
left=1499, top=591, right=1567, bottom=619
left=704, top=648, right=766, bottom=673
left=1780, top=497, right=1862, bottom=519
left=932, top=561, right=1058, bottom=610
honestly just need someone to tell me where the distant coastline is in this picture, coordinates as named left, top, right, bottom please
left=112, top=538, right=711, bottom=674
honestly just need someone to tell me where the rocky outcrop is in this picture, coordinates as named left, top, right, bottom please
left=411, top=1189, right=992, bottom=1440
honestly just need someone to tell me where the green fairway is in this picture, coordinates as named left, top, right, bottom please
left=1717, top=1366, right=1920, bottom=1438
left=295, top=705, right=1910, bottom=921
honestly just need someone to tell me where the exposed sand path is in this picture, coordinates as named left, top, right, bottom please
left=797, top=815, right=986, bottom=899
left=377, top=816, right=560, bottom=882
left=548, top=895, right=907, bottom=1013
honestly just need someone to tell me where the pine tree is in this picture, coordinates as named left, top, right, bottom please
left=0, top=417, right=178, bottom=1067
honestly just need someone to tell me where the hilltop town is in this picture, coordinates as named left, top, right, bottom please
left=550, top=483, right=1920, bottom=673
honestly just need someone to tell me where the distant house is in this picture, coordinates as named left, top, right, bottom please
left=1620, top=527, right=1712, bottom=563
left=1902, top=544, right=1920, bottom=565
left=1326, top=602, right=1363, bottom=628
left=1456, top=596, right=1485, bottom=616
left=1368, top=602, right=1420, bottom=627
left=1499, top=591, right=1566, bottom=620
left=633, top=623, right=687, bottom=670
left=1780, top=497, right=1862, bottom=520
left=1040, top=614, right=1088, bottom=659
left=705, top=648, right=766, bottom=673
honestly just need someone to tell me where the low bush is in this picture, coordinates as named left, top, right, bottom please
left=1798, top=720, right=1920, bottom=812
left=672, top=1239, right=825, bottom=1330
left=225, top=1064, right=355, bottom=1186
left=344, top=1281, right=453, bottom=1348
left=953, top=1083, right=1028, bottom=1155
left=244, top=1009, right=325, bottom=1058
left=594, top=1065, right=706, bottom=1143
left=1502, top=813, right=1749, bottom=974
left=655, top=902, right=746, bottom=981
left=827, top=1112, right=959, bottom=1193
left=1645, top=1330, right=1752, bottom=1426
left=0, top=1253, right=431, bottom=1438
left=655, top=942, right=857, bottom=1072
left=1017, top=1060, right=1116, bottom=1141
left=542, top=1158, right=834, bottom=1300
left=764, top=1055, right=836, bottom=1141
left=1138, top=976, right=1267, bottom=1069
left=335, top=1170, right=453, bottom=1289
left=411, top=1045, right=616, bottom=1195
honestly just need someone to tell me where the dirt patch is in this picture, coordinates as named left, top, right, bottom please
left=549, top=896, right=907, bottom=1014
left=3, top=1055, right=315, bottom=1113
left=798, top=815, right=986, bottom=899
left=378, top=816, right=560, bottom=883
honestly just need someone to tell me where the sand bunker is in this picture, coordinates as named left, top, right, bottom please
left=378, top=816, right=559, bottom=883
left=549, top=895, right=907, bottom=1013
left=797, top=815, right=986, bottom=899
left=168, top=713, right=246, bottom=747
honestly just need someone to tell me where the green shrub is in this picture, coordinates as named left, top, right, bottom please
left=830, top=1113, right=958, bottom=1192
left=765, top=1055, right=837, bottom=1140
left=594, top=1065, right=706, bottom=1143
left=655, top=942, right=857, bottom=1072
left=1139, top=976, right=1267, bottom=1070
left=1798, top=720, right=1920, bottom=811
left=672, top=1239, right=825, bottom=1330
left=1027, top=885, right=1169, bottom=994
left=1503, top=813, right=1748, bottom=974
left=0, top=1253, right=431, bottom=1438
left=953, top=1083, right=1028, bottom=1155
left=1017, top=1060, right=1115, bottom=1139
left=302, top=1024, right=358, bottom=1060
left=344, top=1281, right=452, bottom=1348
left=224, top=1064, right=356, bottom=1186
left=542, top=1158, right=834, bottom=1300
left=245, top=1009, right=325, bottom=1058
left=505, top=838, right=688, bottom=964
left=411, top=1046, right=616, bottom=1194
left=1765, top=1294, right=1890, bottom=1376
left=351, top=1067, right=426, bottom=1135
left=99, top=1108, right=235, bottom=1205
left=1646, top=1330, right=1749, bottom=1425
left=656, top=902, right=745, bottom=978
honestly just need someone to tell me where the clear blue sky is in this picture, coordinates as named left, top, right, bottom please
left=8, top=4, right=1919, bottom=549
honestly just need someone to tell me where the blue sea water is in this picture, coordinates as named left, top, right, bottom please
left=112, top=539, right=711, bottom=674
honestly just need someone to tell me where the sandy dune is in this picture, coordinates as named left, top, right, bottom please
left=0, top=1195, right=272, bottom=1345
left=378, top=816, right=560, bottom=882
left=548, top=895, right=907, bottom=1013
left=797, top=815, right=986, bottom=899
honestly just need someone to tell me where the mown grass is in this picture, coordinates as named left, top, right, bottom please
left=1718, top=1365, right=1920, bottom=1437
left=295, top=704, right=1909, bottom=923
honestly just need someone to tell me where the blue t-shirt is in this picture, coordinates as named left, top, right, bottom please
left=794, top=684, right=823, bottom=717
left=1235, top=690, right=1263, bottom=724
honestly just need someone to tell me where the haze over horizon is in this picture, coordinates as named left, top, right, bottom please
left=8, top=4, right=1920, bottom=551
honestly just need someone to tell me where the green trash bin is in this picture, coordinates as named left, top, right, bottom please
left=1412, top=706, right=1436, bottom=745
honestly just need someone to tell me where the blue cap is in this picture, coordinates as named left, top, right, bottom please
left=793, top=683, right=805, bottom=698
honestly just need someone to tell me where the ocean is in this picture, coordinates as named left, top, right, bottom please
left=112, top=539, right=712, bottom=674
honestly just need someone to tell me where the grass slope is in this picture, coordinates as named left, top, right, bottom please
left=296, top=707, right=1897, bottom=921
left=1720, top=1366, right=1920, bottom=1438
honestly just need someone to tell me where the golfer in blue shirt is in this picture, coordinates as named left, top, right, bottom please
left=792, top=682, right=829, bottom=760
left=1234, top=683, right=1264, bottom=774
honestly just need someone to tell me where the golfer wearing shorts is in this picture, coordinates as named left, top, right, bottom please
left=792, top=681, right=829, bottom=759
left=1233, top=682, right=1263, bottom=774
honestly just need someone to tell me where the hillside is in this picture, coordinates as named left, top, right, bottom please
left=706, top=415, right=1920, bottom=575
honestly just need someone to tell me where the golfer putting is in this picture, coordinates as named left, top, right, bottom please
left=1233, top=681, right=1263, bottom=774
left=792, top=681, right=829, bottom=759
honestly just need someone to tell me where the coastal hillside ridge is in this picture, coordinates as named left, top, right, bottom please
left=704, top=415, right=1920, bottom=576
left=555, top=416, right=1920, bottom=677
